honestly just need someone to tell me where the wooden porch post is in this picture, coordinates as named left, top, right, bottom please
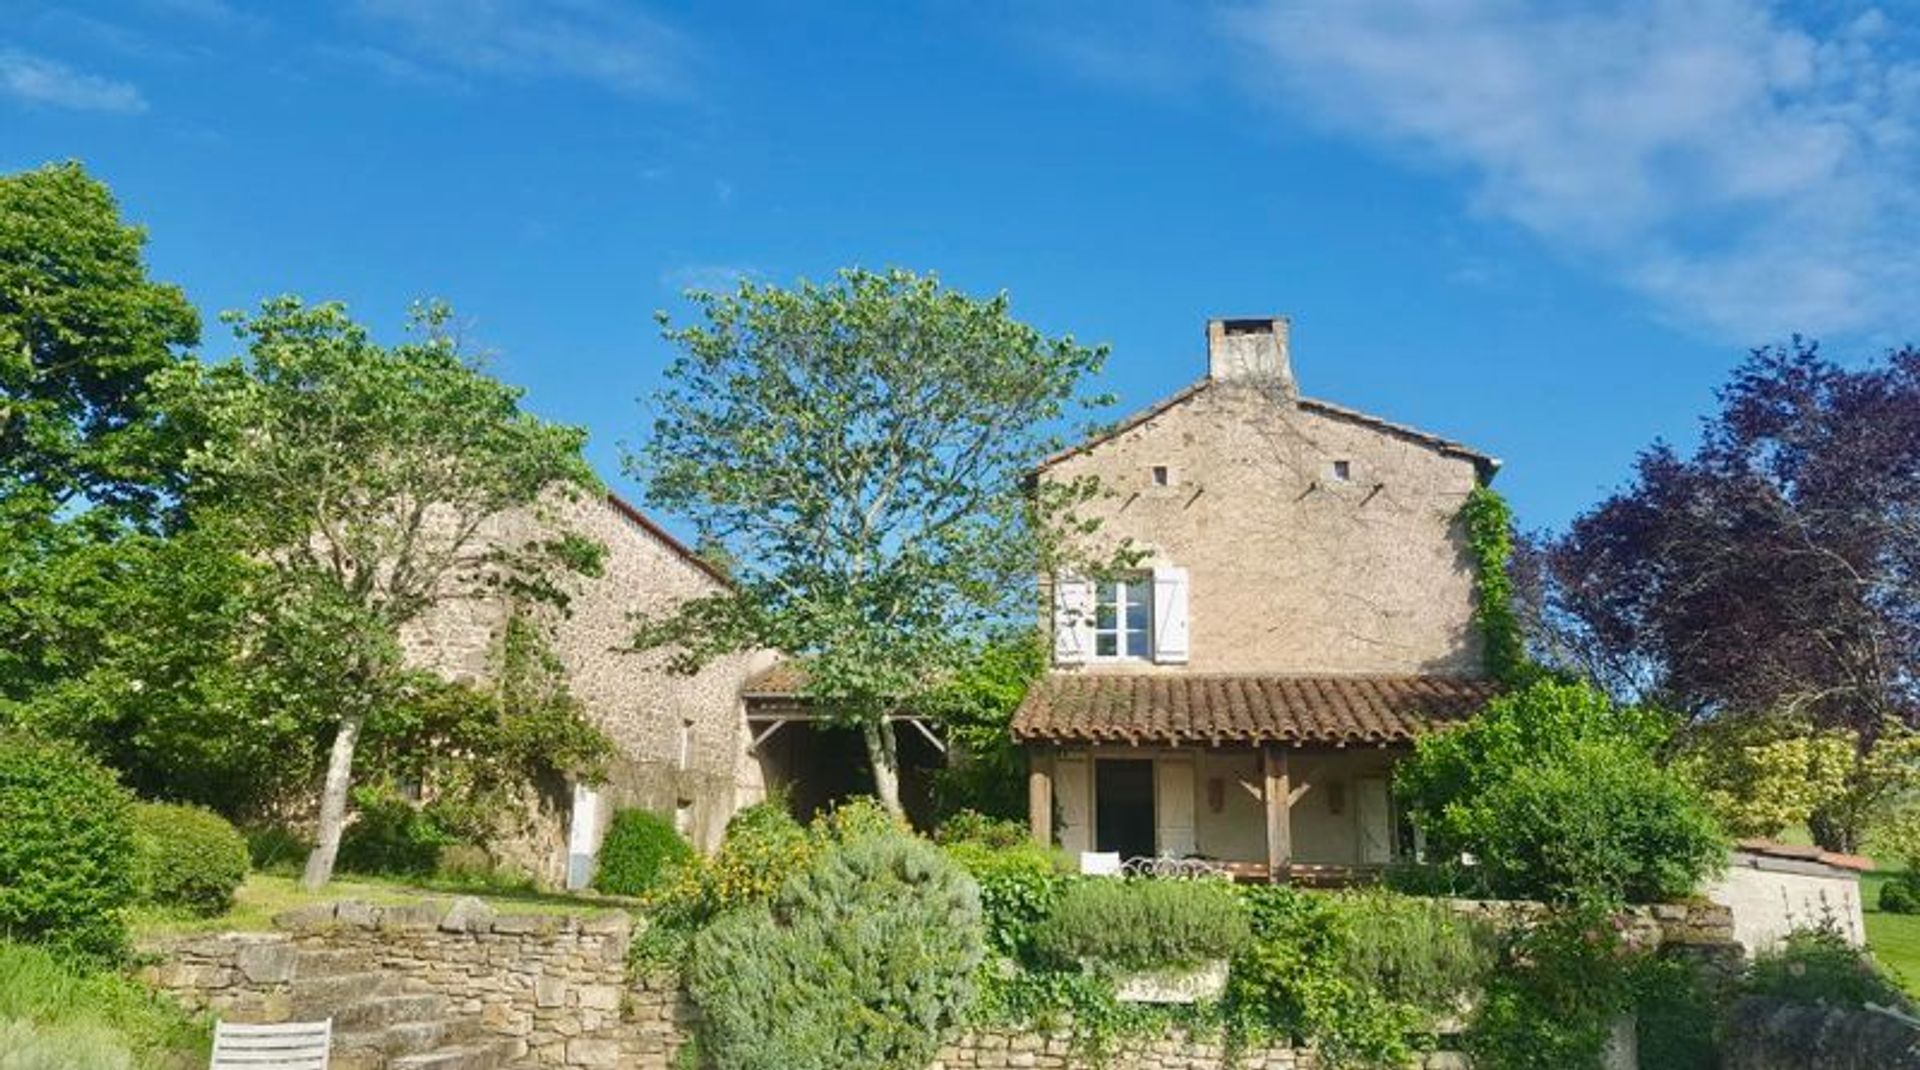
left=1262, top=745, right=1291, bottom=883
left=1028, top=749, right=1054, bottom=847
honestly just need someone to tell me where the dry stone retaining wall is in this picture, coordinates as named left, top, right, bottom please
left=140, top=895, right=1752, bottom=1070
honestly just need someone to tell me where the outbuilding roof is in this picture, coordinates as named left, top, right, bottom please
left=1010, top=672, right=1498, bottom=746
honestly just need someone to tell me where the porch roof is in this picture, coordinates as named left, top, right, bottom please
left=1010, top=673, right=1497, bottom=746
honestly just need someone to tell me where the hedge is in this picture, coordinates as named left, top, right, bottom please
left=131, top=802, right=250, bottom=917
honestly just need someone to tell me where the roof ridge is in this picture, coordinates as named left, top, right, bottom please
left=603, top=492, right=734, bottom=588
left=1030, top=379, right=1500, bottom=481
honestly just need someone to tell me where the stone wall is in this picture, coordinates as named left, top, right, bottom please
left=139, top=895, right=1742, bottom=1070
left=398, top=490, right=777, bottom=880
left=1722, top=997, right=1920, bottom=1069
left=1039, top=370, right=1488, bottom=677
left=1448, top=897, right=1737, bottom=950
left=143, top=898, right=637, bottom=1069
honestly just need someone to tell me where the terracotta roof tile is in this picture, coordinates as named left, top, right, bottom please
left=743, top=661, right=809, bottom=697
left=1011, top=673, right=1497, bottom=746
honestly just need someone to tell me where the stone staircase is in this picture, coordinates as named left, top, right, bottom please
left=272, top=944, right=527, bottom=1070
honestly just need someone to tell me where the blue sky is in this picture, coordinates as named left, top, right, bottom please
left=7, top=1, right=1919, bottom=533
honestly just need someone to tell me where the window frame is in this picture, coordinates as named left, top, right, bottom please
left=1091, top=574, right=1155, bottom=661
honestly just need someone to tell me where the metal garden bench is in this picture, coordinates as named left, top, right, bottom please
left=210, top=1019, right=332, bottom=1070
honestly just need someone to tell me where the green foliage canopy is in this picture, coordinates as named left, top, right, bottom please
left=632, top=268, right=1123, bottom=811
left=157, top=296, right=602, bottom=886
left=1396, top=679, right=1726, bottom=904
left=0, top=732, right=136, bottom=960
left=129, top=801, right=249, bottom=917
left=592, top=808, right=694, bottom=897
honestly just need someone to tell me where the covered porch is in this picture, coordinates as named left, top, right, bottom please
left=1011, top=673, right=1498, bottom=882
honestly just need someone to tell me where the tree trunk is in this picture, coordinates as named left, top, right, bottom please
left=1808, top=808, right=1858, bottom=855
left=301, top=711, right=366, bottom=890
left=863, top=719, right=905, bottom=818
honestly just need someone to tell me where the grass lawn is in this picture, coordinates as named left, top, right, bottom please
left=1863, top=869, right=1920, bottom=997
left=132, top=871, right=629, bottom=939
left=0, top=939, right=210, bottom=1069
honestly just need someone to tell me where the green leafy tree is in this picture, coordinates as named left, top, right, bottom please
left=1396, top=679, right=1726, bottom=904
left=923, top=632, right=1047, bottom=821
left=1, top=162, right=199, bottom=712
left=0, top=161, right=198, bottom=517
left=632, top=268, right=1122, bottom=815
left=158, top=297, right=599, bottom=888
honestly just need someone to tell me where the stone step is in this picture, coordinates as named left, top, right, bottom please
left=389, top=1038, right=523, bottom=1070
left=291, top=947, right=378, bottom=979
left=330, top=992, right=449, bottom=1030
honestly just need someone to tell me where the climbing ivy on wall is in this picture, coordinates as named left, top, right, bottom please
left=1459, top=487, right=1531, bottom=687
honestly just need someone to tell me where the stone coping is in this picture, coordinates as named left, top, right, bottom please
left=266, top=896, right=632, bottom=938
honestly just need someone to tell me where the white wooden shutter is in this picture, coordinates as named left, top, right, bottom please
left=1053, top=575, right=1095, bottom=664
left=1055, top=755, right=1091, bottom=855
left=1156, top=757, right=1197, bottom=857
left=1356, top=777, right=1393, bottom=865
left=1152, top=566, right=1190, bottom=664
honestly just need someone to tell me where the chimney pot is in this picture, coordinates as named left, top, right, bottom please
left=1206, top=316, right=1294, bottom=393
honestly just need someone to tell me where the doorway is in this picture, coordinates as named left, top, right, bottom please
left=1095, top=759, right=1156, bottom=860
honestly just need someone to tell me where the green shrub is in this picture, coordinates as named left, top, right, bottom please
left=243, top=826, right=308, bottom=873
left=1035, top=878, right=1248, bottom=972
left=336, top=784, right=453, bottom=876
left=0, top=733, right=136, bottom=959
left=1226, top=886, right=1485, bottom=1069
left=0, top=939, right=209, bottom=1064
left=1396, top=680, right=1727, bottom=904
left=633, top=799, right=817, bottom=973
left=1464, top=905, right=1639, bottom=1070
left=1334, top=890, right=1493, bottom=1015
left=943, top=841, right=1066, bottom=961
left=934, top=810, right=1030, bottom=849
left=810, top=795, right=909, bottom=844
left=130, top=802, right=249, bottom=917
left=1632, top=953, right=1723, bottom=1070
left=0, top=1018, right=135, bottom=1070
left=687, top=830, right=985, bottom=1070
left=1880, top=870, right=1920, bottom=915
left=593, top=809, right=695, bottom=897
left=1744, top=925, right=1908, bottom=1008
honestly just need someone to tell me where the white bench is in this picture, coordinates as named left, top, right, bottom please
left=210, top=1019, right=332, bottom=1070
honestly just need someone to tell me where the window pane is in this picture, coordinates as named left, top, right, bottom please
left=1097, top=580, right=1119, bottom=606
left=1096, top=602, right=1117, bottom=630
left=1126, top=597, right=1150, bottom=633
left=1096, top=632, right=1117, bottom=657
left=1126, top=627, right=1150, bottom=655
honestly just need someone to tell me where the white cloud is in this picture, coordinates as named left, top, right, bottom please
left=0, top=49, right=146, bottom=113
left=353, top=0, right=692, bottom=96
left=1214, top=1, right=1920, bottom=341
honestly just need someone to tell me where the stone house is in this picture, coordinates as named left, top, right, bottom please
left=1017, top=316, right=1501, bottom=881
left=401, top=490, right=776, bottom=885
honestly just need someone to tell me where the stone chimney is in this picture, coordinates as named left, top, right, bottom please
left=1206, top=316, right=1294, bottom=394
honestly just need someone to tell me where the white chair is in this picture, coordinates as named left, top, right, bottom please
left=211, top=1019, right=332, bottom=1070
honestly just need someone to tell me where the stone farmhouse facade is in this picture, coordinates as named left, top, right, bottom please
left=1016, top=316, right=1501, bottom=881
left=400, top=491, right=776, bottom=886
